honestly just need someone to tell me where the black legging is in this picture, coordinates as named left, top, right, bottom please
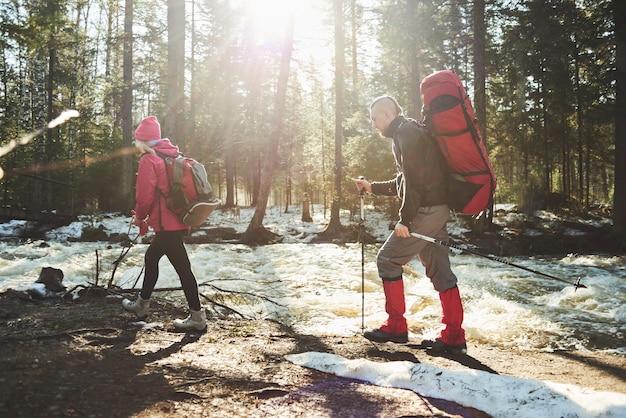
left=139, top=230, right=201, bottom=311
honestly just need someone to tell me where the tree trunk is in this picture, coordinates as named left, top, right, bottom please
left=302, top=193, right=313, bottom=222
left=472, top=0, right=492, bottom=224
left=32, top=51, right=46, bottom=213
left=321, top=0, right=345, bottom=235
left=284, top=175, right=292, bottom=213
left=45, top=42, right=55, bottom=210
left=121, top=0, right=134, bottom=212
left=189, top=0, right=197, bottom=140
left=241, top=13, right=294, bottom=244
left=473, top=0, right=486, bottom=141
left=167, top=0, right=185, bottom=142
left=223, top=8, right=236, bottom=208
left=350, top=0, right=358, bottom=92
left=573, top=39, right=585, bottom=204
left=408, top=0, right=422, bottom=118
left=613, top=0, right=626, bottom=243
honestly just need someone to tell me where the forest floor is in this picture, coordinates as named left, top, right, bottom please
left=0, top=293, right=624, bottom=418
left=0, top=211, right=624, bottom=417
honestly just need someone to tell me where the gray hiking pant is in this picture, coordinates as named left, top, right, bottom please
left=377, top=204, right=458, bottom=292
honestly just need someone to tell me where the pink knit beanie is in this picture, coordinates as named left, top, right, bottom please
left=134, top=116, right=161, bottom=141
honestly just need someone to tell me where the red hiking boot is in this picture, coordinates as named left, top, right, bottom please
left=364, top=279, right=408, bottom=343
left=434, top=286, right=466, bottom=352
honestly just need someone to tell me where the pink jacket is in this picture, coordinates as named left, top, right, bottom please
left=133, top=139, right=189, bottom=232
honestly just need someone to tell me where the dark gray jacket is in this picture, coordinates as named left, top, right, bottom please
left=371, top=116, right=449, bottom=226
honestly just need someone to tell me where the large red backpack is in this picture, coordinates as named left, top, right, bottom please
left=421, top=70, right=496, bottom=215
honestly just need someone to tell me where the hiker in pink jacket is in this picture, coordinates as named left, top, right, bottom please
left=121, top=116, right=206, bottom=331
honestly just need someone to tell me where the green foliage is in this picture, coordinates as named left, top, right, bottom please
left=0, top=0, right=618, bottom=220
left=490, top=0, right=614, bottom=207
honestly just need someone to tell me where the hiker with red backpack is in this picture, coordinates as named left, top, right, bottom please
left=354, top=95, right=467, bottom=354
left=121, top=115, right=207, bottom=331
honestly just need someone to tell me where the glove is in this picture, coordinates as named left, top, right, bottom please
left=139, top=220, right=148, bottom=236
left=131, top=210, right=149, bottom=236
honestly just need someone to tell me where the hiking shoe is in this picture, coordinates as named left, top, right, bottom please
left=363, top=328, right=408, bottom=344
left=422, top=339, right=467, bottom=355
left=173, top=309, right=207, bottom=331
left=122, top=296, right=150, bottom=318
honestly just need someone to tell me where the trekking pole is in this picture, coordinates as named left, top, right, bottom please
left=108, top=212, right=147, bottom=289
left=409, top=232, right=586, bottom=290
left=358, top=176, right=366, bottom=332
left=107, top=217, right=136, bottom=289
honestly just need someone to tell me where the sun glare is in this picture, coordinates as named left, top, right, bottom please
left=246, top=0, right=296, bottom=44
left=241, top=0, right=332, bottom=84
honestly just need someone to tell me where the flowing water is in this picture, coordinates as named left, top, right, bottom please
left=1, top=239, right=624, bottom=355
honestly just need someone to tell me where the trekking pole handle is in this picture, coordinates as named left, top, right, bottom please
left=357, top=176, right=367, bottom=195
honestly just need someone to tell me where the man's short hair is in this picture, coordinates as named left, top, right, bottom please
left=370, top=95, right=403, bottom=116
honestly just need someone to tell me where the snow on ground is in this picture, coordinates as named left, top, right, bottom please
left=286, top=352, right=626, bottom=418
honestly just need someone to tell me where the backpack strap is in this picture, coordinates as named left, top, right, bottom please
left=152, top=150, right=179, bottom=231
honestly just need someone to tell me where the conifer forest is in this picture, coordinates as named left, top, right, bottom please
left=1, top=0, right=626, bottom=241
